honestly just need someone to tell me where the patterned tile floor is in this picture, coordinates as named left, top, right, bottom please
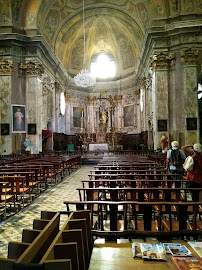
left=0, top=165, right=93, bottom=258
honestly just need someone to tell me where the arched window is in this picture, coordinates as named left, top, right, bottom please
left=91, top=51, right=116, bottom=79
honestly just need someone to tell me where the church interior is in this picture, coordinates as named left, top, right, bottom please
left=0, top=0, right=202, bottom=269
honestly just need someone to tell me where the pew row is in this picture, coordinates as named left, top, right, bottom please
left=64, top=201, right=202, bottom=239
left=0, top=210, right=92, bottom=270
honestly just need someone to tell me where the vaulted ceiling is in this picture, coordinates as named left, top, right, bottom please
left=1, top=0, right=202, bottom=79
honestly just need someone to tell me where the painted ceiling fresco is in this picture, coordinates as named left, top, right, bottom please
left=0, top=0, right=202, bottom=77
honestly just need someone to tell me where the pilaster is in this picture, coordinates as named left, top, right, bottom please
left=0, top=60, right=13, bottom=154
left=150, top=52, right=172, bottom=150
left=65, top=92, right=72, bottom=134
left=180, top=48, right=199, bottom=145
left=19, top=61, right=44, bottom=153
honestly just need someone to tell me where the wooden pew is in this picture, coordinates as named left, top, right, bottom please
left=0, top=209, right=91, bottom=270
left=40, top=210, right=92, bottom=270
left=76, top=186, right=201, bottom=203
left=0, top=175, right=31, bottom=208
left=0, top=182, right=15, bottom=220
left=88, top=172, right=175, bottom=180
left=81, top=179, right=189, bottom=189
left=64, top=201, right=202, bottom=239
left=0, top=211, right=60, bottom=270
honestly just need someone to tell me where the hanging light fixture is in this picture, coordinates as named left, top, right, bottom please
left=74, top=0, right=96, bottom=88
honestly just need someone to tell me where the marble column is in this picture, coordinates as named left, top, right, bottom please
left=180, top=48, right=199, bottom=145
left=19, top=61, right=44, bottom=153
left=150, top=53, right=170, bottom=150
left=0, top=60, right=13, bottom=155
left=114, top=95, right=122, bottom=131
left=65, top=92, right=72, bottom=134
left=86, top=96, right=95, bottom=134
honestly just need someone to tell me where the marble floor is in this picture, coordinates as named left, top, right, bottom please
left=0, top=165, right=93, bottom=258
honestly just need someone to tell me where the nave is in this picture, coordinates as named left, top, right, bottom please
left=0, top=165, right=93, bottom=258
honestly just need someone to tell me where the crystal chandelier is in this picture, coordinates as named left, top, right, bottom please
left=74, top=0, right=96, bottom=88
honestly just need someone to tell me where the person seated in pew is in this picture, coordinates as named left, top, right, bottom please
left=181, top=143, right=202, bottom=202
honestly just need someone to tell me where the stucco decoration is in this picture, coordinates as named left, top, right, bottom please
left=19, top=62, right=44, bottom=77
left=86, top=96, right=95, bottom=106
left=0, top=77, right=11, bottom=120
left=114, top=95, right=122, bottom=105
left=0, top=76, right=11, bottom=147
left=197, top=0, right=202, bottom=9
left=71, top=38, right=84, bottom=70
left=0, top=60, right=13, bottom=75
left=136, top=2, right=150, bottom=28
left=181, top=0, right=195, bottom=13
left=150, top=52, right=171, bottom=70
left=42, top=76, right=55, bottom=96
left=72, top=96, right=85, bottom=107
left=40, top=3, right=143, bottom=76
left=180, top=48, right=199, bottom=66
left=26, top=79, right=39, bottom=123
left=0, top=0, right=12, bottom=24
left=156, top=72, right=168, bottom=117
left=43, top=9, right=60, bottom=45
left=47, top=91, right=53, bottom=119
left=149, top=0, right=166, bottom=17
left=146, top=73, right=152, bottom=91
left=122, top=93, right=136, bottom=106
left=183, top=68, right=197, bottom=114
left=65, top=92, right=72, bottom=102
left=12, top=0, right=24, bottom=24
left=169, top=0, right=179, bottom=13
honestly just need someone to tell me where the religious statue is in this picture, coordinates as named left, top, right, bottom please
left=102, top=109, right=108, bottom=123
left=96, top=119, right=107, bottom=143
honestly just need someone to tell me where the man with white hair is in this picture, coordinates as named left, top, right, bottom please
left=166, top=141, right=186, bottom=180
left=181, top=143, right=202, bottom=201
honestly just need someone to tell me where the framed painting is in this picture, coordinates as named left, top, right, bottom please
left=158, top=119, right=167, bottom=132
left=186, top=117, right=197, bottom=130
left=1, top=123, right=10, bottom=135
left=124, top=105, right=134, bottom=127
left=28, top=123, right=37, bottom=135
left=12, top=105, right=26, bottom=133
left=73, top=107, right=84, bottom=128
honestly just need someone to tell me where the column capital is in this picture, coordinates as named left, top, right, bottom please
left=114, top=95, right=122, bottom=105
left=0, top=60, right=13, bottom=75
left=180, top=48, right=199, bottom=66
left=65, top=92, right=72, bottom=102
left=86, top=96, right=95, bottom=106
left=55, top=81, right=62, bottom=94
left=42, top=76, right=55, bottom=95
left=150, top=52, right=176, bottom=70
left=19, top=61, right=44, bottom=77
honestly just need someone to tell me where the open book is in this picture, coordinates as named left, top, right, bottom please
left=140, top=243, right=167, bottom=261
left=168, top=245, right=192, bottom=257
left=172, top=256, right=202, bottom=270
left=188, top=242, right=202, bottom=258
left=132, top=242, right=142, bottom=258
left=163, top=243, right=182, bottom=254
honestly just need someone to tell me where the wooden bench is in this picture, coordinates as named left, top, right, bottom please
left=0, top=211, right=60, bottom=269
left=40, top=210, right=92, bottom=270
left=76, top=186, right=201, bottom=203
left=64, top=201, right=202, bottom=239
left=81, top=179, right=189, bottom=188
left=0, top=209, right=92, bottom=270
